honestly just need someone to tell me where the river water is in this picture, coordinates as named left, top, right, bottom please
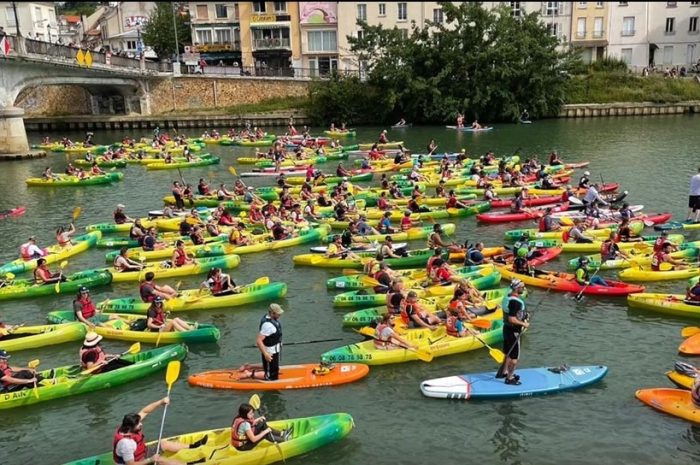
left=2, top=116, right=700, bottom=465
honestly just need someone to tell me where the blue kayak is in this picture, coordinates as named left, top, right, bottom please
left=420, top=365, right=608, bottom=400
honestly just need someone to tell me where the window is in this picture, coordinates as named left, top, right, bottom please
left=665, top=17, right=675, bottom=34
left=398, top=28, right=409, bottom=39
left=620, top=48, right=632, bottom=64
left=595, top=1, right=604, bottom=7
left=307, top=30, right=337, bottom=52
left=593, top=17, right=603, bottom=37
left=357, top=29, right=365, bottom=40
left=576, top=17, right=586, bottom=38
left=511, top=1, right=521, bottom=17
left=34, top=6, right=42, bottom=22
left=398, top=3, right=407, bottom=21
left=690, top=17, right=699, bottom=33
left=578, top=2, right=587, bottom=8
left=196, top=29, right=213, bottom=44
left=196, top=4, right=208, bottom=19
left=663, top=45, right=673, bottom=65
left=252, top=2, right=266, bottom=13
left=666, top=1, right=676, bottom=7
left=378, top=3, right=386, bottom=16
left=693, top=1, right=700, bottom=6
left=433, top=8, right=443, bottom=24
left=357, top=4, right=366, bottom=21
left=622, top=16, right=635, bottom=35
left=215, top=28, right=231, bottom=44
left=215, top=4, right=227, bottom=19
left=545, top=2, right=561, bottom=15
left=547, top=23, right=560, bottom=37
left=274, top=2, right=287, bottom=12
left=687, top=44, right=696, bottom=64
left=126, top=40, right=137, bottom=50
left=5, top=6, right=16, bottom=26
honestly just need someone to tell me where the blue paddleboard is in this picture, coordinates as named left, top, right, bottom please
left=420, top=365, right=608, bottom=400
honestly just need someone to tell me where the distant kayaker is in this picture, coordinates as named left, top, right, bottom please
left=0, top=350, right=42, bottom=392
left=512, top=248, right=533, bottom=275
left=520, top=109, right=530, bottom=122
left=231, top=402, right=291, bottom=451
left=471, top=120, right=483, bottom=130
left=650, top=242, right=686, bottom=271
left=171, top=240, right=195, bottom=268
left=464, top=242, right=489, bottom=266
left=427, top=223, right=461, bottom=253
left=113, top=204, right=134, bottom=225
left=378, top=212, right=395, bottom=234
left=427, top=139, right=438, bottom=156
left=146, top=296, right=193, bottom=332
left=171, top=181, right=186, bottom=210
left=653, top=231, right=677, bottom=253
left=114, top=248, right=145, bottom=273
left=113, top=397, right=208, bottom=465
left=202, top=267, right=237, bottom=296
left=326, top=235, right=360, bottom=260
left=378, top=129, right=389, bottom=144
left=600, top=231, right=628, bottom=262
left=19, top=236, right=46, bottom=261
left=619, top=202, right=635, bottom=221
left=583, top=183, right=609, bottom=208
left=33, top=258, right=66, bottom=284
left=538, top=208, right=561, bottom=232
left=456, top=113, right=464, bottom=129
left=578, top=171, right=591, bottom=189
left=684, top=280, right=700, bottom=306
left=510, top=188, right=529, bottom=214
left=376, top=236, right=401, bottom=260
left=502, top=279, right=529, bottom=385
left=256, top=303, right=285, bottom=381
left=575, top=257, right=609, bottom=286
left=688, top=167, right=700, bottom=223
left=56, top=223, right=76, bottom=247
left=566, top=219, right=594, bottom=243
left=79, top=332, right=115, bottom=372
left=139, top=272, right=178, bottom=302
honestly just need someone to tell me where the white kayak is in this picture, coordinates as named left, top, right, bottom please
left=309, top=242, right=408, bottom=254
left=551, top=204, right=644, bottom=220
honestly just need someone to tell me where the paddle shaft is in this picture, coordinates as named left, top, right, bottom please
left=574, top=267, right=602, bottom=300
left=154, top=389, right=172, bottom=457
left=243, top=337, right=343, bottom=348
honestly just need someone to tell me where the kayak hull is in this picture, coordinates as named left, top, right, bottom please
left=0, top=322, right=86, bottom=351
left=635, top=388, right=700, bottom=424
left=105, top=254, right=240, bottom=283
left=627, top=293, right=700, bottom=319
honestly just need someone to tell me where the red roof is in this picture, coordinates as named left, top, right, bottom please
left=61, top=15, right=81, bottom=23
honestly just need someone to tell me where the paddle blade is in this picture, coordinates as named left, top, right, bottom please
left=59, top=260, right=69, bottom=269
left=249, top=393, right=261, bottom=410
left=659, top=262, right=674, bottom=271
left=127, top=342, right=141, bottom=355
left=72, top=207, right=82, bottom=221
left=54, top=281, right=61, bottom=294
left=254, top=276, right=270, bottom=285
left=28, top=359, right=40, bottom=369
left=5, top=272, right=15, bottom=280
left=228, top=166, right=238, bottom=177
left=559, top=217, right=573, bottom=226
left=342, top=268, right=362, bottom=275
left=489, top=347, right=506, bottom=364
left=681, top=326, right=700, bottom=338
left=469, top=319, right=493, bottom=329
left=361, top=275, right=380, bottom=287
left=415, top=348, right=434, bottom=362
left=634, top=243, right=651, bottom=251
left=165, top=360, right=181, bottom=389
left=357, top=327, right=375, bottom=338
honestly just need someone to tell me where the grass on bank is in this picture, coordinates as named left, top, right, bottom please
left=567, top=72, right=700, bottom=104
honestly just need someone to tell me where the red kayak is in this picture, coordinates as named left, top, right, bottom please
left=491, top=247, right=563, bottom=266
left=490, top=196, right=563, bottom=209
left=497, top=266, right=645, bottom=296
left=0, top=206, right=26, bottom=220
left=477, top=203, right=569, bottom=224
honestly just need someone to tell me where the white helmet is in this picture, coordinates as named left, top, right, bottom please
left=584, top=171, right=590, bottom=176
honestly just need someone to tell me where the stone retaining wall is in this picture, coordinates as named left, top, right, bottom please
left=559, top=101, right=700, bottom=117
left=15, top=85, right=92, bottom=116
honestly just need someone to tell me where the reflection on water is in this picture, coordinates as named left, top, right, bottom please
left=491, top=402, right=529, bottom=464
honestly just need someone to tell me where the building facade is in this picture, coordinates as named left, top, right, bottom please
left=569, top=1, right=608, bottom=63
left=238, top=1, right=302, bottom=71
left=607, top=1, right=650, bottom=68
left=188, top=2, right=242, bottom=65
left=647, top=1, right=700, bottom=67
left=0, top=1, right=58, bottom=42
left=85, top=2, right=155, bottom=57
left=298, top=2, right=338, bottom=76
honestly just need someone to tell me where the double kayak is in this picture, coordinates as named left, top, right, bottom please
left=188, top=363, right=369, bottom=390
left=320, top=320, right=503, bottom=365
left=566, top=244, right=699, bottom=270
left=98, top=281, right=287, bottom=314
left=496, top=265, right=645, bottom=296
left=476, top=203, right=569, bottom=223
left=618, top=266, right=700, bottom=282
left=294, top=247, right=447, bottom=269
left=26, top=172, right=123, bottom=186
left=62, top=412, right=355, bottom=465
left=421, top=365, right=608, bottom=400
left=0, top=322, right=86, bottom=351
left=635, top=388, right=700, bottom=424
left=145, top=156, right=220, bottom=170
left=325, top=224, right=457, bottom=243
left=627, top=293, right=700, bottom=319
left=102, top=254, right=241, bottom=283
left=0, top=269, right=113, bottom=301
left=0, top=231, right=102, bottom=276
left=0, top=344, right=186, bottom=410
left=47, top=311, right=220, bottom=344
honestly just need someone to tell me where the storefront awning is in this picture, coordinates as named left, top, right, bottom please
left=250, top=21, right=290, bottom=29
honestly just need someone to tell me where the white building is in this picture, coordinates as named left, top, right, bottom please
left=647, top=1, right=700, bottom=67
left=0, top=1, right=58, bottom=42
left=86, top=2, right=156, bottom=57
left=299, top=1, right=339, bottom=76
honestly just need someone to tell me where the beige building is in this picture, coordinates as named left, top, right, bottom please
left=85, top=2, right=156, bottom=57
left=570, top=1, right=609, bottom=63
left=0, top=1, right=58, bottom=42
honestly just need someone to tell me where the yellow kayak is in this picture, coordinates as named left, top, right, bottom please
left=618, top=266, right=700, bottom=282
left=106, top=254, right=241, bottom=283
left=0, top=323, right=86, bottom=351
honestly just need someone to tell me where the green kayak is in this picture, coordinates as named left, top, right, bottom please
left=0, top=269, right=113, bottom=301
left=326, top=264, right=488, bottom=290
left=293, top=247, right=444, bottom=269
left=25, top=172, right=123, bottom=187
left=145, top=155, right=221, bottom=170
left=73, top=159, right=127, bottom=169
left=0, top=344, right=186, bottom=410
left=61, top=412, right=354, bottom=465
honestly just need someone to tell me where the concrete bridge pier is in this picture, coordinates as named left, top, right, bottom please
left=0, top=107, right=46, bottom=160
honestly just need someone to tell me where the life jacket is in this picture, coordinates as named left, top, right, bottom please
left=650, top=251, right=665, bottom=271
left=446, top=197, right=458, bottom=209
left=685, top=284, right=700, bottom=302
left=211, top=275, right=225, bottom=294
left=139, top=282, right=155, bottom=303
left=113, top=429, right=147, bottom=465
left=174, top=248, right=187, bottom=267
left=399, top=300, right=419, bottom=326
left=600, top=241, right=615, bottom=260
left=538, top=216, right=547, bottom=232
left=373, top=323, right=392, bottom=348
left=231, top=417, right=253, bottom=449
left=80, top=346, right=104, bottom=369
left=114, top=211, right=127, bottom=224
left=387, top=292, right=404, bottom=313
left=20, top=242, right=34, bottom=260
left=150, top=307, right=166, bottom=326
left=653, top=237, right=665, bottom=253
left=445, top=314, right=461, bottom=337
left=502, top=294, right=526, bottom=327
left=249, top=208, right=263, bottom=222
left=513, top=257, right=530, bottom=274
left=34, top=267, right=51, bottom=283
left=465, top=248, right=482, bottom=266
left=259, top=315, right=282, bottom=347
left=75, top=297, right=96, bottom=319
left=575, top=266, right=588, bottom=284
left=1, top=366, right=14, bottom=388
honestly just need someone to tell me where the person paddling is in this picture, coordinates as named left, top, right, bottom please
left=56, top=223, right=76, bottom=247
left=0, top=350, right=41, bottom=392
left=33, top=258, right=66, bottom=284
left=139, top=272, right=178, bottom=302
left=502, top=280, right=529, bottom=385
left=231, top=402, right=291, bottom=451
left=19, top=236, right=46, bottom=261
left=114, top=248, right=145, bottom=272
left=113, top=397, right=208, bottom=465
left=146, top=296, right=193, bottom=332
left=374, top=313, right=418, bottom=350
left=74, top=286, right=101, bottom=326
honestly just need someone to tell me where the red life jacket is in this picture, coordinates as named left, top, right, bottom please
left=650, top=251, right=665, bottom=271
left=76, top=297, right=96, bottom=319
left=249, top=208, right=263, bottom=222
left=446, top=197, right=458, bottom=209
left=151, top=308, right=166, bottom=326
left=113, top=429, right=147, bottom=464
left=80, top=346, right=104, bottom=369
left=34, top=267, right=51, bottom=283
left=211, top=275, right=225, bottom=293
left=538, top=216, right=547, bottom=232
left=445, top=314, right=461, bottom=337
left=20, top=242, right=33, bottom=260
left=174, top=248, right=187, bottom=267
left=139, top=282, right=155, bottom=303
left=231, top=417, right=253, bottom=449
left=600, top=241, right=614, bottom=260
left=653, top=237, right=665, bottom=253
left=399, top=301, right=419, bottom=325
left=1, top=366, right=14, bottom=388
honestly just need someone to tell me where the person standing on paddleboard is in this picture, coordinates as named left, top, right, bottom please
left=688, top=167, right=700, bottom=223
left=256, top=304, right=284, bottom=381
left=502, top=280, right=530, bottom=385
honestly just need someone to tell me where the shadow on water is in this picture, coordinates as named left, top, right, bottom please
left=490, top=402, right=529, bottom=464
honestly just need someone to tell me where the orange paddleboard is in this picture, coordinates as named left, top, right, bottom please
left=635, top=388, right=700, bottom=424
left=188, top=363, right=370, bottom=391
left=679, top=332, right=700, bottom=355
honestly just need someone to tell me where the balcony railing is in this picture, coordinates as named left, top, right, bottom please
left=575, top=31, right=587, bottom=39
left=252, top=37, right=291, bottom=50
left=592, top=31, right=604, bottom=38
left=194, top=41, right=241, bottom=52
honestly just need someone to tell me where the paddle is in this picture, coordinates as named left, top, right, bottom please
left=355, top=327, right=433, bottom=362
left=681, top=326, right=700, bottom=338
left=154, top=361, right=181, bottom=458
left=228, top=166, right=238, bottom=177
left=28, top=359, right=40, bottom=399
left=249, top=393, right=286, bottom=464
left=72, top=206, right=82, bottom=222
left=465, top=327, right=505, bottom=364
left=155, top=311, right=171, bottom=348
left=572, top=267, right=602, bottom=302
left=54, top=260, right=69, bottom=294
left=80, top=342, right=140, bottom=375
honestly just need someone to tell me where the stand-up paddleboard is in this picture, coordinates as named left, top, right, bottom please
left=420, top=365, right=608, bottom=400
left=446, top=126, right=494, bottom=132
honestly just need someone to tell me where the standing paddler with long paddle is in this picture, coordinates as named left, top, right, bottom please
left=500, top=279, right=530, bottom=386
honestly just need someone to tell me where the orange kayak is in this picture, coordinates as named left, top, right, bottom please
left=187, top=363, right=370, bottom=391
left=635, top=388, right=700, bottom=424
left=679, top=332, right=700, bottom=355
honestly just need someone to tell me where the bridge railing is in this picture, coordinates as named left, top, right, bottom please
left=183, top=65, right=360, bottom=80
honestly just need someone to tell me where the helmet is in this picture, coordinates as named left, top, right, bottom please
left=517, top=247, right=528, bottom=258
left=578, top=256, right=589, bottom=265
left=584, top=171, right=590, bottom=176
left=154, top=296, right=165, bottom=303
left=0, top=349, right=9, bottom=360
left=510, top=279, right=525, bottom=290
left=78, top=286, right=89, bottom=293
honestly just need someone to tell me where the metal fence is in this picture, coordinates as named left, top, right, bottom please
left=184, top=64, right=361, bottom=79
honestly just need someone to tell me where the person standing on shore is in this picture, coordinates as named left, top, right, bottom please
left=687, top=167, right=700, bottom=223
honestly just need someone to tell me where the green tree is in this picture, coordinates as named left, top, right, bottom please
left=345, top=2, right=580, bottom=123
left=141, top=2, right=191, bottom=59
